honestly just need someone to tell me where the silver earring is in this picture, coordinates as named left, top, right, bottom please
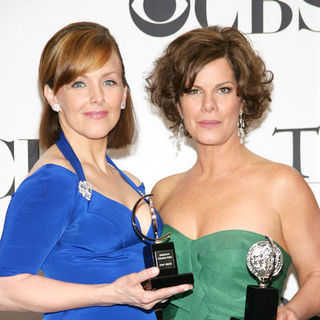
left=120, top=102, right=126, bottom=110
left=238, top=110, right=245, bottom=144
left=176, top=120, right=184, bottom=150
left=52, top=104, right=60, bottom=112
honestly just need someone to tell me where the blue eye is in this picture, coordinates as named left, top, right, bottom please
left=72, top=81, right=85, bottom=88
left=104, top=80, right=116, bottom=86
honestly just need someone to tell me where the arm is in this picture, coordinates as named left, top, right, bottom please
left=273, top=167, right=320, bottom=320
left=0, top=167, right=192, bottom=312
left=0, top=267, right=191, bottom=312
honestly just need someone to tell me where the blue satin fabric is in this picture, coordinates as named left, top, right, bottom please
left=0, top=132, right=159, bottom=319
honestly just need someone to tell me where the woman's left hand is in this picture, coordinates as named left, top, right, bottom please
left=277, top=305, right=299, bottom=320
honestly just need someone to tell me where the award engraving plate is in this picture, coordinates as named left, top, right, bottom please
left=154, top=244, right=176, bottom=271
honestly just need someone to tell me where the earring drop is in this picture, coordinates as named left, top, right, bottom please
left=238, top=110, right=246, bottom=144
left=52, top=104, right=60, bottom=112
left=176, top=120, right=184, bottom=150
left=120, top=102, right=126, bottom=110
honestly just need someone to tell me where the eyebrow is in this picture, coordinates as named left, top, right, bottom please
left=192, top=81, right=236, bottom=89
left=215, top=81, right=236, bottom=87
left=77, top=71, right=120, bottom=79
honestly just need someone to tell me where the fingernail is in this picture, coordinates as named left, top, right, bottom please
left=184, top=285, right=193, bottom=291
left=152, top=267, right=159, bottom=274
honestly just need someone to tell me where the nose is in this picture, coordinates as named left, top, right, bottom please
left=90, top=85, right=105, bottom=105
left=201, top=93, right=216, bottom=112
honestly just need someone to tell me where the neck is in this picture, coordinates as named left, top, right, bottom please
left=193, top=137, right=250, bottom=179
left=61, top=128, right=109, bottom=173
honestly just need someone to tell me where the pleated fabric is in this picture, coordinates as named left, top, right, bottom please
left=162, top=225, right=291, bottom=320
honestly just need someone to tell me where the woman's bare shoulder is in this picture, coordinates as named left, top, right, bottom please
left=153, top=172, right=185, bottom=191
left=151, top=172, right=186, bottom=208
left=249, top=153, right=300, bottom=181
left=251, top=156, right=315, bottom=208
left=28, top=144, right=74, bottom=176
left=257, top=157, right=304, bottom=186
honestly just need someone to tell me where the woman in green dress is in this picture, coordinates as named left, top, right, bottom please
left=146, top=26, right=320, bottom=320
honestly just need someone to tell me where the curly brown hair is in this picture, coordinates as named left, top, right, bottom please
left=146, top=26, right=273, bottom=134
left=39, top=21, right=135, bottom=150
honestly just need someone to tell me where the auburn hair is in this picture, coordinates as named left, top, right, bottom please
left=38, top=21, right=135, bottom=150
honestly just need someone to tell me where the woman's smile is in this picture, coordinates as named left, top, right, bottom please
left=197, top=119, right=221, bottom=128
left=83, top=110, right=109, bottom=120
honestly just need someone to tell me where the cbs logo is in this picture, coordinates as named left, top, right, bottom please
left=129, top=0, right=320, bottom=37
left=129, top=0, right=191, bottom=37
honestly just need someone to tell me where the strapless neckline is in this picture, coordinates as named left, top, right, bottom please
left=163, top=224, right=289, bottom=256
left=162, top=224, right=292, bottom=320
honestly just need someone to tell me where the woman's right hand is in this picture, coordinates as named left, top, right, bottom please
left=0, top=268, right=192, bottom=313
left=105, top=267, right=193, bottom=310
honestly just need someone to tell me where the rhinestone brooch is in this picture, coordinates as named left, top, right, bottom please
left=78, top=180, right=92, bottom=201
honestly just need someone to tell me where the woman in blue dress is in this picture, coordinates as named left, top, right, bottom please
left=0, top=21, right=192, bottom=319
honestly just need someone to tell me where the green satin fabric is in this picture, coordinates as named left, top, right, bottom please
left=162, top=225, right=291, bottom=320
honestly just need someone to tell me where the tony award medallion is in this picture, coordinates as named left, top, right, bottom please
left=132, top=194, right=194, bottom=290
left=244, top=236, right=284, bottom=320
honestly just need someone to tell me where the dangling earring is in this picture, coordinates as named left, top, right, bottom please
left=120, top=102, right=126, bottom=110
left=176, top=119, right=184, bottom=150
left=238, top=110, right=245, bottom=144
left=52, top=104, right=60, bottom=112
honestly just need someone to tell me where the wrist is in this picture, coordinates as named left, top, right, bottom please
left=283, top=303, right=302, bottom=320
left=94, top=283, right=117, bottom=307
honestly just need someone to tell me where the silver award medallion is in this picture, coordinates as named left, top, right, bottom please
left=246, top=236, right=283, bottom=288
left=230, top=236, right=285, bottom=319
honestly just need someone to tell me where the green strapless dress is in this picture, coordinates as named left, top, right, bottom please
left=162, top=225, right=291, bottom=320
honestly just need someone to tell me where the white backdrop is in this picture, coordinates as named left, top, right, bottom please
left=0, top=0, right=319, bottom=313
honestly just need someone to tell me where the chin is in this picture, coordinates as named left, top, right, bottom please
left=89, top=133, right=109, bottom=140
left=79, top=129, right=109, bottom=141
left=197, top=141, right=221, bottom=147
left=193, top=134, right=220, bottom=145
left=195, top=136, right=233, bottom=147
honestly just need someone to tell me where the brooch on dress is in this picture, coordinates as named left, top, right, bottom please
left=78, top=180, right=92, bottom=201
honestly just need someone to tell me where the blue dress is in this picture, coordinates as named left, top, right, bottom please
left=0, top=132, right=159, bottom=319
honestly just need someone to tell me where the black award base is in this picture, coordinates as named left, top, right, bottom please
left=143, top=241, right=194, bottom=290
left=150, top=272, right=194, bottom=290
left=244, top=285, right=279, bottom=320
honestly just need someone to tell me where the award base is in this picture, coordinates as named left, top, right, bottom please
left=143, top=241, right=194, bottom=290
left=148, top=272, right=194, bottom=290
left=244, top=285, right=279, bottom=320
